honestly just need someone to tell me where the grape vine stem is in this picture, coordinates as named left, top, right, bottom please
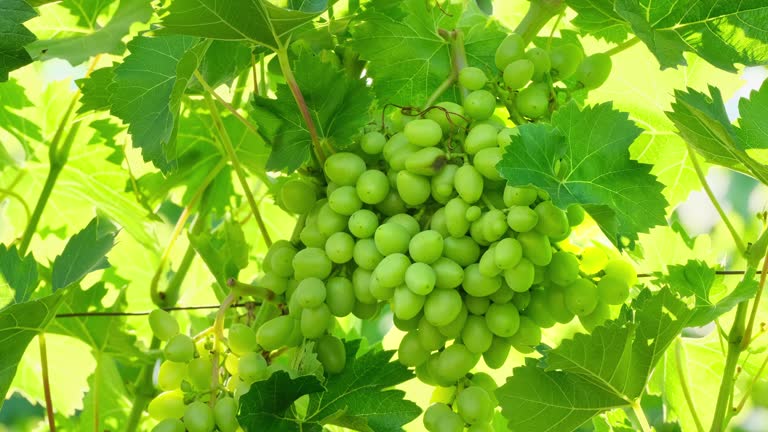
left=603, top=37, right=640, bottom=57
left=0, top=187, right=31, bottom=225
left=211, top=292, right=237, bottom=407
left=630, top=401, right=652, bottom=432
left=675, top=340, right=705, bottom=432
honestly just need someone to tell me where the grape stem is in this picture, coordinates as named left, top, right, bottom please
left=603, top=37, right=640, bottom=57
left=0, top=187, right=31, bottom=225
left=741, top=228, right=768, bottom=350
left=123, top=338, right=161, bottom=432
left=630, top=401, right=652, bottom=432
left=674, top=340, right=705, bottom=432
left=514, top=0, right=565, bottom=45
left=211, top=292, right=237, bottom=407
left=425, top=28, right=469, bottom=108
left=39, top=334, right=56, bottom=432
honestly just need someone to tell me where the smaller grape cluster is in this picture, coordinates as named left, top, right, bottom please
left=423, top=373, right=500, bottom=432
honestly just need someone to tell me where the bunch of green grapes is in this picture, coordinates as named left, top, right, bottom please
left=423, top=373, right=499, bottom=432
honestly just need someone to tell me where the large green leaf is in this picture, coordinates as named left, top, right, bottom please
left=565, top=0, right=630, bottom=43
left=237, top=371, right=325, bottom=431
left=498, top=102, right=668, bottom=248
left=0, top=0, right=36, bottom=81
left=52, top=216, right=118, bottom=291
left=0, top=293, right=64, bottom=410
left=615, top=0, right=768, bottom=71
left=0, top=78, right=43, bottom=159
left=159, top=0, right=331, bottom=50
left=0, top=244, right=39, bottom=305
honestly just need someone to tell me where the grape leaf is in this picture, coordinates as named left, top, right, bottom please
left=237, top=371, right=325, bottom=432
left=79, top=353, right=132, bottom=431
left=660, top=260, right=758, bottom=327
left=189, top=215, right=249, bottom=290
left=497, top=288, right=693, bottom=431
left=565, top=0, right=630, bottom=43
left=736, top=79, right=768, bottom=160
left=108, top=35, right=206, bottom=171
left=0, top=78, right=43, bottom=158
left=0, top=0, right=37, bottom=81
left=159, top=0, right=331, bottom=50
left=0, top=244, right=39, bottom=305
left=59, top=0, right=115, bottom=29
left=0, top=293, right=65, bottom=410
left=667, top=85, right=768, bottom=185
left=498, top=102, right=668, bottom=248
left=191, top=40, right=253, bottom=91
left=26, top=0, right=152, bottom=65
left=51, top=216, right=118, bottom=291
left=76, top=65, right=115, bottom=114
left=47, top=282, right=146, bottom=360
left=252, top=48, right=373, bottom=172
left=614, top=0, right=768, bottom=71
left=305, top=340, right=421, bottom=432
left=350, top=0, right=505, bottom=106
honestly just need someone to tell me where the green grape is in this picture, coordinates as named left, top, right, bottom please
left=424, top=289, right=463, bottom=327
left=465, top=295, right=490, bottom=315
left=463, top=264, right=502, bottom=297
left=579, top=300, right=610, bottom=332
left=503, top=59, right=535, bottom=89
left=396, top=171, right=432, bottom=206
left=478, top=248, right=502, bottom=277
left=444, top=236, right=481, bottom=267
left=352, top=268, right=377, bottom=304
left=301, top=304, right=332, bottom=339
left=511, top=289, right=530, bottom=310
left=360, top=131, right=387, bottom=155
left=431, top=164, right=458, bottom=204
left=470, top=372, right=498, bottom=399
left=294, top=277, right=326, bottom=308
left=213, top=397, right=239, bottom=432
left=454, top=164, right=484, bottom=203
left=383, top=133, right=418, bottom=170
left=425, top=101, right=467, bottom=133
left=416, top=353, right=439, bottom=386
left=465, top=124, right=498, bottom=155
left=445, top=197, right=471, bottom=237
left=269, top=247, right=296, bottom=279
left=388, top=213, right=420, bottom=236
left=316, top=334, right=346, bottom=374
left=405, top=118, right=443, bottom=147
left=317, top=203, right=348, bottom=237
left=300, top=224, right=327, bottom=249
left=459, top=67, right=488, bottom=90
left=374, top=222, right=411, bottom=255
left=398, top=331, right=429, bottom=366
left=149, top=309, right=180, bottom=341
left=280, top=179, right=317, bottom=214
left=548, top=251, right=580, bottom=286
left=325, top=231, right=355, bottom=264
left=394, top=313, right=422, bottom=332
left=356, top=169, right=390, bottom=205
left=432, top=257, right=465, bottom=289
left=580, top=247, right=608, bottom=275
left=418, top=316, right=447, bottom=351
left=148, top=390, right=185, bottom=420
left=256, top=315, right=295, bottom=351
left=486, top=303, right=520, bottom=337
left=423, top=403, right=455, bottom=431
left=481, top=209, right=507, bottom=243
left=157, top=361, right=186, bottom=391
left=164, top=334, right=194, bottom=363
left=369, top=272, right=395, bottom=301
left=348, top=209, right=378, bottom=239
left=434, top=343, right=478, bottom=383
left=495, top=238, right=523, bottom=270
left=404, top=262, right=437, bottom=295
left=462, top=315, right=494, bottom=354
left=516, top=83, right=550, bottom=118
left=430, top=208, right=450, bottom=237
left=518, top=230, right=553, bottom=266
left=525, top=47, right=551, bottom=81
left=597, top=274, right=630, bottom=305
left=483, top=336, right=511, bottom=369
left=545, top=285, right=576, bottom=323
left=393, top=285, right=426, bottom=320
left=326, top=277, right=355, bottom=317
left=152, top=419, right=185, bottom=432
left=224, top=353, right=239, bottom=376
left=525, top=288, right=556, bottom=328
left=239, top=351, right=268, bottom=382
left=549, top=43, right=584, bottom=80
left=575, top=53, right=612, bottom=89
left=604, top=259, right=637, bottom=286
left=534, top=201, right=569, bottom=238
left=353, top=300, right=380, bottom=319
left=437, top=304, right=468, bottom=339
left=388, top=109, right=413, bottom=133
left=466, top=206, right=482, bottom=222
left=374, top=253, right=411, bottom=288
left=489, top=282, right=514, bottom=304
left=406, top=147, right=447, bottom=176
left=564, top=277, right=599, bottom=316
left=507, top=206, right=538, bottom=232
left=503, top=185, right=537, bottom=206
left=566, top=204, right=585, bottom=226
left=467, top=423, right=494, bottom=432
left=431, top=385, right=457, bottom=404
left=324, top=152, right=366, bottom=186
left=508, top=316, right=541, bottom=354
left=184, top=401, right=215, bottom=432
left=473, top=147, right=503, bottom=181
left=495, top=33, right=525, bottom=70
left=293, top=248, right=333, bottom=280
left=187, top=356, right=213, bottom=390
left=456, top=386, right=494, bottom=424
left=328, top=185, right=362, bottom=216
left=463, top=90, right=496, bottom=121
left=353, top=238, right=384, bottom=270
left=503, top=256, right=535, bottom=293
left=409, top=230, right=444, bottom=264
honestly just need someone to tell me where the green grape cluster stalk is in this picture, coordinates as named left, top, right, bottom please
left=144, top=29, right=635, bottom=432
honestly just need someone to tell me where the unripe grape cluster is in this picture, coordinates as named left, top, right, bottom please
left=423, top=372, right=500, bottom=432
